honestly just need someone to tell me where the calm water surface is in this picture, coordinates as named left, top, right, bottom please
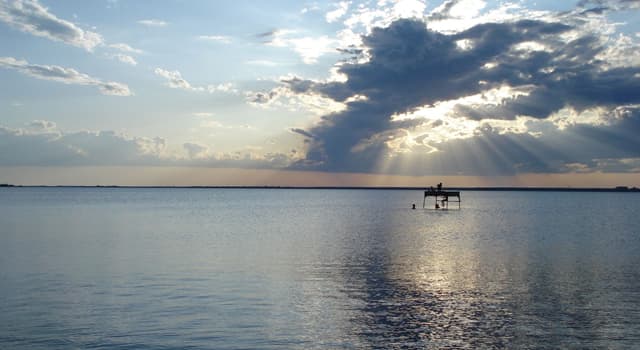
left=1, top=188, right=639, bottom=349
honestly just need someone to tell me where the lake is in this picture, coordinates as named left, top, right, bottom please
left=1, top=188, right=639, bottom=349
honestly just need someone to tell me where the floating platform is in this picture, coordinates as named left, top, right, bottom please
left=423, top=190, right=461, bottom=209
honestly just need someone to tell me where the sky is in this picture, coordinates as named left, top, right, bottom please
left=1, top=0, right=639, bottom=186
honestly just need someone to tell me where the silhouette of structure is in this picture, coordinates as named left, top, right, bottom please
left=423, top=187, right=461, bottom=209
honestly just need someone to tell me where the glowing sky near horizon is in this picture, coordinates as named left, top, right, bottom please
left=1, top=0, right=639, bottom=186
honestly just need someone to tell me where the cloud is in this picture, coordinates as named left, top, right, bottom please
left=326, top=1, right=350, bottom=23
left=301, top=4, right=321, bottom=14
left=289, top=128, right=315, bottom=139
left=287, top=36, right=336, bottom=64
left=246, top=90, right=278, bottom=104
left=154, top=68, right=197, bottom=90
left=27, top=119, right=57, bottom=132
left=0, top=56, right=132, bottom=96
left=260, top=29, right=337, bottom=64
left=183, top=142, right=209, bottom=159
left=340, top=0, right=427, bottom=36
left=108, top=43, right=143, bottom=54
left=0, top=0, right=103, bottom=50
left=137, top=19, right=168, bottom=27
left=383, top=107, right=640, bottom=176
left=207, top=83, right=238, bottom=94
left=197, top=35, right=232, bottom=44
left=0, top=0, right=142, bottom=69
left=577, top=0, right=640, bottom=12
left=428, top=0, right=486, bottom=21
left=286, top=106, right=640, bottom=176
left=0, top=121, right=294, bottom=169
left=195, top=116, right=252, bottom=131
left=109, top=53, right=137, bottom=66
left=427, top=0, right=461, bottom=20
left=246, top=84, right=347, bottom=116
left=256, top=29, right=279, bottom=40
left=106, top=44, right=141, bottom=65
left=0, top=124, right=164, bottom=166
left=269, top=9, right=640, bottom=175
left=154, top=67, right=238, bottom=94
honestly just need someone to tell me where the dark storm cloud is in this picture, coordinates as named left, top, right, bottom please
left=281, top=77, right=316, bottom=94
left=456, top=63, right=640, bottom=120
left=278, top=15, right=640, bottom=174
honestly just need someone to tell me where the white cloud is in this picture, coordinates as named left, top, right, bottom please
left=390, top=0, right=427, bottom=18
left=333, top=0, right=428, bottom=50
left=108, top=43, right=143, bottom=54
left=197, top=35, right=232, bottom=44
left=301, top=3, right=321, bottom=14
left=106, top=43, right=142, bottom=66
left=154, top=68, right=199, bottom=90
left=137, top=19, right=167, bottom=27
left=207, top=82, right=238, bottom=94
left=342, top=0, right=427, bottom=34
left=27, top=119, right=57, bottom=133
left=155, top=67, right=238, bottom=94
left=289, top=36, right=336, bottom=64
left=326, top=1, right=350, bottom=23
left=597, top=33, right=640, bottom=68
left=110, top=53, right=137, bottom=66
left=267, top=30, right=337, bottom=64
left=183, top=142, right=209, bottom=159
left=0, top=56, right=132, bottom=96
left=0, top=0, right=144, bottom=71
left=448, top=0, right=485, bottom=18
left=427, top=2, right=544, bottom=33
left=0, top=0, right=103, bottom=50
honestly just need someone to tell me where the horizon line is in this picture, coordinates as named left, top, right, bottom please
left=1, top=184, right=639, bottom=192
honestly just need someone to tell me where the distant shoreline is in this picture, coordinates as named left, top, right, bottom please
left=1, top=184, right=639, bottom=192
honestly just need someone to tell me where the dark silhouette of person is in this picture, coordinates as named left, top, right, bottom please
left=437, top=183, right=442, bottom=192
left=412, top=204, right=416, bottom=210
